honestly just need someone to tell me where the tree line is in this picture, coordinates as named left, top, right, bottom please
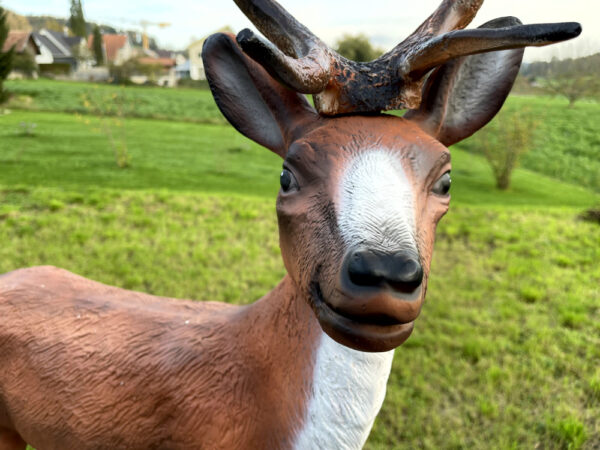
left=521, top=53, right=600, bottom=108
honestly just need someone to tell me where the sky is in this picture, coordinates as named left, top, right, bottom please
left=3, top=0, right=599, bottom=61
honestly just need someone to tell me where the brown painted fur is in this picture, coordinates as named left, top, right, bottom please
left=0, top=267, right=320, bottom=449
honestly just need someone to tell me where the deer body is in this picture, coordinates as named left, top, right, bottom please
left=0, top=266, right=393, bottom=450
left=0, top=1, right=580, bottom=448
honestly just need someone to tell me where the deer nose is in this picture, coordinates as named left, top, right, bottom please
left=346, top=248, right=423, bottom=292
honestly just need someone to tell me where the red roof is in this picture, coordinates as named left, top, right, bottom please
left=2, top=31, right=38, bottom=54
left=137, top=57, right=176, bottom=68
left=88, top=34, right=128, bottom=62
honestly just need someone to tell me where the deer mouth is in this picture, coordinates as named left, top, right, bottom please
left=309, top=281, right=415, bottom=352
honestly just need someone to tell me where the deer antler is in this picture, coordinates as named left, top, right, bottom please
left=233, top=0, right=332, bottom=93
left=234, top=0, right=581, bottom=115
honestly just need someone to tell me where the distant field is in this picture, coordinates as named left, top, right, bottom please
left=1, top=110, right=597, bottom=208
left=6, top=80, right=599, bottom=191
left=0, top=110, right=279, bottom=197
left=5, top=79, right=225, bottom=124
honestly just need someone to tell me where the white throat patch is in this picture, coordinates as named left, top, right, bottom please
left=338, top=150, right=417, bottom=253
left=293, top=332, right=394, bottom=449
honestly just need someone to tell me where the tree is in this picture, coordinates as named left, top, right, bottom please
left=70, top=41, right=91, bottom=66
left=522, top=53, right=600, bottom=108
left=0, top=7, right=15, bottom=103
left=44, top=17, right=65, bottom=33
left=471, top=108, right=539, bottom=190
left=335, top=34, right=383, bottom=62
left=6, top=10, right=31, bottom=32
left=69, top=0, right=86, bottom=38
left=542, top=72, right=600, bottom=108
left=12, top=51, right=38, bottom=77
left=92, top=25, right=104, bottom=66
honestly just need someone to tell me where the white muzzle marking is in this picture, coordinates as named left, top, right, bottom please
left=338, top=150, right=417, bottom=254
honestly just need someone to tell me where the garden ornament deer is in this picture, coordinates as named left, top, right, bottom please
left=0, top=1, right=580, bottom=449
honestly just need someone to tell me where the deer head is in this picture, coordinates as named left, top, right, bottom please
left=203, top=0, right=580, bottom=352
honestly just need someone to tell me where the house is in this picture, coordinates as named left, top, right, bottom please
left=135, top=56, right=177, bottom=87
left=87, top=34, right=133, bottom=66
left=174, top=59, right=192, bottom=80
left=184, top=26, right=233, bottom=80
left=3, top=31, right=41, bottom=79
left=185, top=37, right=206, bottom=80
left=2, top=31, right=40, bottom=55
left=134, top=50, right=185, bottom=87
left=32, top=29, right=86, bottom=75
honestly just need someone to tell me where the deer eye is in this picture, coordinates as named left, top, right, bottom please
left=432, top=172, right=451, bottom=196
left=280, top=169, right=299, bottom=192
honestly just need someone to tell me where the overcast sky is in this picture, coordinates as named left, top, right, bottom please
left=3, top=0, right=599, bottom=61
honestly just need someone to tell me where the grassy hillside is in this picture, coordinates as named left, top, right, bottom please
left=460, top=96, right=600, bottom=192
left=1, top=84, right=598, bottom=448
left=0, top=110, right=277, bottom=196
left=6, top=80, right=599, bottom=192
left=1, top=187, right=598, bottom=450
left=1, top=110, right=597, bottom=208
left=5, top=79, right=224, bottom=124
left=371, top=206, right=600, bottom=449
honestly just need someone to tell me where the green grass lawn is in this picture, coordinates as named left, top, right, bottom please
left=2, top=189, right=598, bottom=450
left=1, top=95, right=599, bottom=448
left=5, top=79, right=600, bottom=191
left=1, top=110, right=597, bottom=208
left=0, top=110, right=279, bottom=197
left=5, top=78, right=225, bottom=124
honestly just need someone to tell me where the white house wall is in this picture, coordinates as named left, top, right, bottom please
left=35, top=46, right=54, bottom=65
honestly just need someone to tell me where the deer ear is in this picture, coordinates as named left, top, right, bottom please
left=203, top=33, right=318, bottom=157
left=405, top=17, right=525, bottom=147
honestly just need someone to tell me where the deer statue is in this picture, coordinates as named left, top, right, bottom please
left=0, top=1, right=580, bottom=449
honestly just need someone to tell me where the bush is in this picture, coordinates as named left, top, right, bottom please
left=109, top=59, right=163, bottom=85
left=176, top=78, right=209, bottom=90
left=11, top=51, right=38, bottom=77
left=580, top=207, right=600, bottom=224
left=335, top=33, right=383, bottom=62
left=470, top=108, right=539, bottom=190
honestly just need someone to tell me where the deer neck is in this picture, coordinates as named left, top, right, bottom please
left=293, top=330, right=394, bottom=449
left=244, top=276, right=394, bottom=449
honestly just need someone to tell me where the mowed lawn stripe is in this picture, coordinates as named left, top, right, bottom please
left=1, top=110, right=598, bottom=207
